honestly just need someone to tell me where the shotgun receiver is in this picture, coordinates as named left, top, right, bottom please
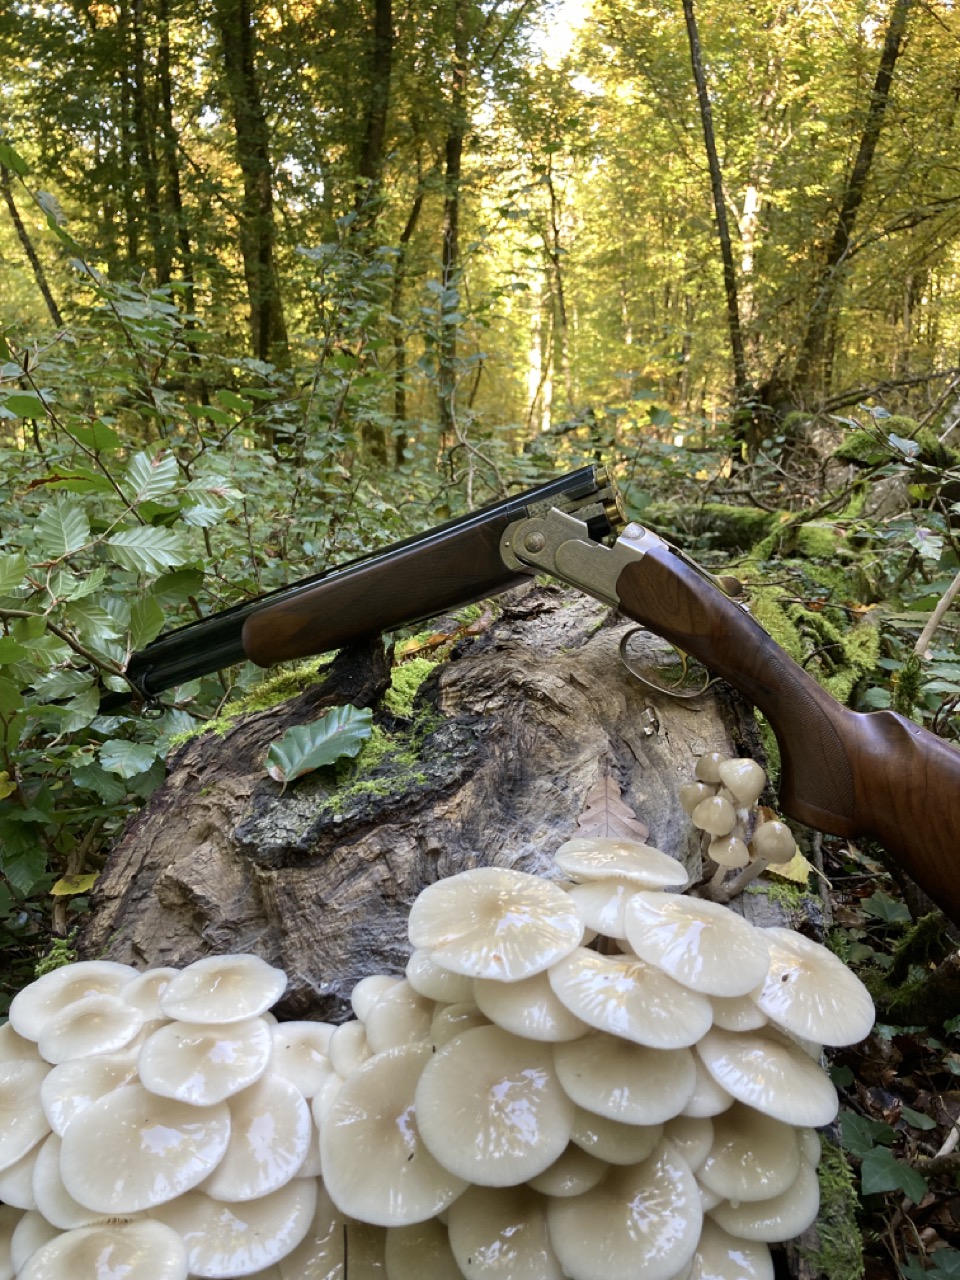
left=125, top=464, right=960, bottom=922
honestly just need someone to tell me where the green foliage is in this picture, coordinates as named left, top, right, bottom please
left=265, top=705, right=374, bottom=787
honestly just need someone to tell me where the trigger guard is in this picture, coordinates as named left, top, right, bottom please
left=618, top=629, right=717, bottom=701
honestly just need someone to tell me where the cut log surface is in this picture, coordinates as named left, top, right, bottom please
left=79, top=584, right=776, bottom=1021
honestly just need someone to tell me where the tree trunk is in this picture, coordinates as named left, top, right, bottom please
left=131, top=0, right=172, bottom=284
left=681, top=0, right=748, bottom=406
left=354, top=0, right=393, bottom=220
left=0, top=166, right=64, bottom=329
left=213, top=0, right=289, bottom=366
left=438, top=0, right=468, bottom=444
left=391, top=174, right=427, bottom=464
left=793, top=0, right=913, bottom=402
left=76, top=586, right=776, bottom=1019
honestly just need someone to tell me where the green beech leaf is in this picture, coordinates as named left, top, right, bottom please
left=0, top=636, right=29, bottom=665
left=215, top=389, right=254, bottom=414
left=70, top=421, right=121, bottom=452
left=0, top=142, right=29, bottom=176
left=125, top=451, right=180, bottom=503
left=859, top=1146, right=928, bottom=1203
left=1, top=842, right=47, bottom=896
left=36, top=499, right=90, bottom=558
left=71, top=762, right=128, bottom=804
left=99, top=739, right=159, bottom=779
left=0, top=552, right=26, bottom=593
left=130, top=596, right=166, bottom=648
left=60, top=687, right=100, bottom=733
left=64, top=600, right=122, bottom=642
left=265, top=705, right=373, bottom=786
left=900, top=1106, right=937, bottom=1131
left=3, top=393, right=49, bottom=418
left=104, top=527, right=185, bottom=574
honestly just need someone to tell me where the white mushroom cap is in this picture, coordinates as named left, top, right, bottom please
left=351, top=974, right=404, bottom=1022
left=548, top=948, right=712, bottom=1049
left=364, top=980, right=434, bottom=1053
left=710, top=995, right=767, bottom=1033
left=0, top=1062, right=50, bottom=1171
left=624, top=893, right=771, bottom=997
left=753, top=927, right=875, bottom=1046
left=37, top=993, right=144, bottom=1064
left=202, top=1074, right=312, bottom=1202
left=569, top=1107, right=663, bottom=1164
left=275, top=1183, right=343, bottom=1279
left=698, top=1183, right=724, bottom=1213
left=10, top=1211, right=58, bottom=1275
left=153, top=1180, right=318, bottom=1278
left=119, top=967, right=179, bottom=1019
left=716, top=759, right=766, bottom=808
left=474, top=971, right=589, bottom=1042
left=663, top=1116, right=714, bottom=1173
left=696, top=1027, right=838, bottom=1127
left=405, top=950, right=475, bottom=1004
left=448, top=1186, right=564, bottom=1279
left=799, top=1127, right=822, bottom=1167
left=429, top=1002, right=490, bottom=1047
left=680, top=782, right=715, bottom=816
left=59, top=1083, right=231, bottom=1214
left=139, top=1016, right=273, bottom=1106
left=554, top=837, right=688, bottom=888
left=553, top=1032, right=696, bottom=1124
left=710, top=1158, right=820, bottom=1241
left=408, top=867, right=582, bottom=982
left=328, top=1019, right=371, bottom=1077
left=415, top=1025, right=574, bottom=1186
left=680, top=1056, right=733, bottom=1118
left=269, top=1021, right=336, bottom=1097
left=547, top=1140, right=702, bottom=1280
left=686, top=1221, right=773, bottom=1280
left=0, top=1023, right=43, bottom=1066
left=526, top=1142, right=607, bottom=1196
left=707, top=836, right=750, bottom=869
left=565, top=879, right=640, bottom=940
left=695, top=753, right=727, bottom=783
left=9, top=961, right=137, bottom=1042
left=697, top=1104, right=801, bottom=1202
left=18, top=1220, right=188, bottom=1280
left=751, top=820, right=796, bottom=863
left=31, top=1135, right=104, bottom=1230
left=385, top=1219, right=462, bottom=1279
left=321, top=1042, right=467, bottom=1226
left=0, top=1141, right=39, bottom=1210
left=309, top=1067, right=343, bottom=1128
left=159, top=953, right=287, bottom=1024
left=40, top=1052, right=139, bottom=1135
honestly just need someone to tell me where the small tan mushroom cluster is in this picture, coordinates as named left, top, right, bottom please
left=0, top=835, right=875, bottom=1280
left=681, top=752, right=798, bottom=898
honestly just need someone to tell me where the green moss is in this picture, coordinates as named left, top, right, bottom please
left=384, top=656, right=439, bottom=718
left=35, top=935, right=78, bottom=976
left=744, top=877, right=811, bottom=908
left=833, top=419, right=960, bottom=470
left=317, top=708, right=436, bottom=816
left=795, top=523, right=846, bottom=560
left=802, top=1140, right=864, bottom=1280
left=641, top=502, right=779, bottom=550
left=891, top=652, right=923, bottom=718
left=171, top=657, right=334, bottom=744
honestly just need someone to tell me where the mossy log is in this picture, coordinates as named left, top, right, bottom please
left=77, top=583, right=783, bottom=1019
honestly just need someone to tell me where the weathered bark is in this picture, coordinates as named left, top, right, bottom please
left=793, top=0, right=913, bottom=401
left=681, top=0, right=748, bottom=404
left=77, top=586, right=773, bottom=1021
left=213, top=0, right=289, bottom=365
left=0, top=166, right=64, bottom=329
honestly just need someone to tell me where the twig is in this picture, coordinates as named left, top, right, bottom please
left=913, top=566, right=960, bottom=657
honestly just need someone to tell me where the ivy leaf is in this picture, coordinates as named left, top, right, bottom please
left=840, top=1110, right=895, bottom=1157
left=861, top=891, right=911, bottom=924
left=860, top=1146, right=928, bottom=1203
left=36, top=498, right=90, bottom=559
left=99, top=739, right=159, bottom=779
left=104, top=527, right=186, bottom=574
left=265, top=705, right=374, bottom=787
left=0, top=552, right=26, bottom=593
left=125, top=451, right=180, bottom=503
left=901, top=1106, right=937, bottom=1131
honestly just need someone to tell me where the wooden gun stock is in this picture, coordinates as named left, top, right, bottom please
left=616, top=545, right=960, bottom=923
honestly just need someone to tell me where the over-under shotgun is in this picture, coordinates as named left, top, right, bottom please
left=124, top=464, right=960, bottom=922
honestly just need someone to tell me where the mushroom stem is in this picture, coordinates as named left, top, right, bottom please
left=715, top=856, right=771, bottom=901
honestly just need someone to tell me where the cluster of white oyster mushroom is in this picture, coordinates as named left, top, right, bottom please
left=0, top=774, right=875, bottom=1280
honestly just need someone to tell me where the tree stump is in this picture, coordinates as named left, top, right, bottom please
left=77, top=583, right=768, bottom=1020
